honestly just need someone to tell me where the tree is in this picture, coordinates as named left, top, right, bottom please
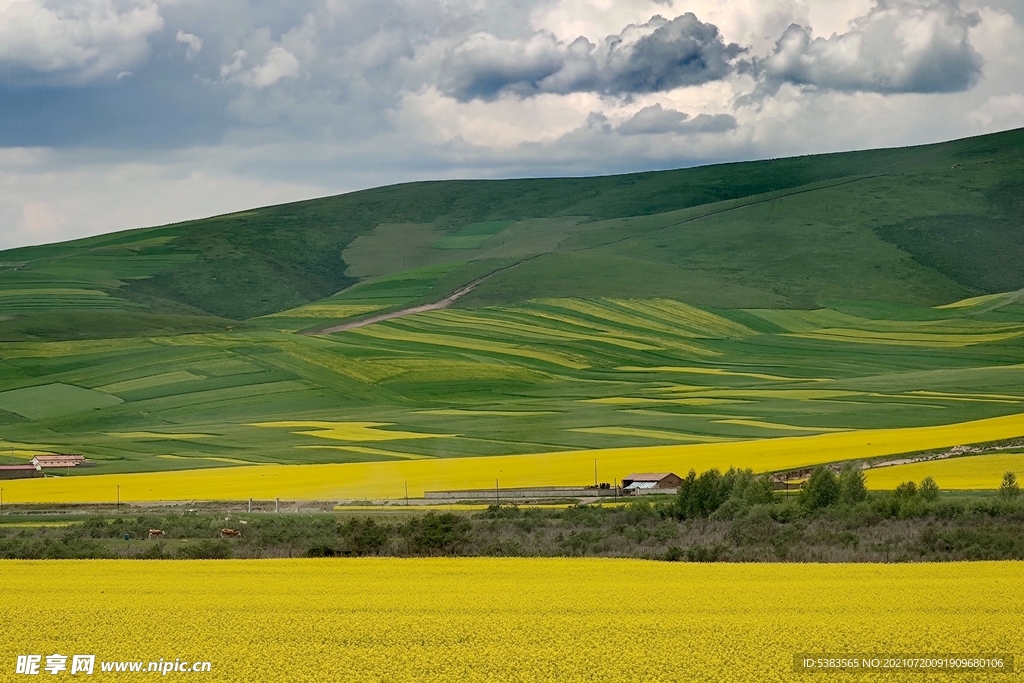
left=676, top=468, right=735, bottom=519
left=895, top=481, right=918, bottom=499
left=919, top=477, right=940, bottom=502
left=838, top=464, right=867, bottom=504
left=731, top=468, right=775, bottom=505
left=801, top=467, right=840, bottom=510
left=999, top=472, right=1020, bottom=500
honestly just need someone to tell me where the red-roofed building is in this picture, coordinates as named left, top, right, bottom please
left=622, top=472, right=682, bottom=492
left=0, top=464, right=41, bottom=480
left=31, top=454, right=86, bottom=470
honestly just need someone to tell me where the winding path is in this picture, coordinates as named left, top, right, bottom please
left=307, top=257, right=537, bottom=335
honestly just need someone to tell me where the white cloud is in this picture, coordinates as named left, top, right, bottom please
left=438, top=13, right=745, bottom=100
left=0, top=0, right=164, bottom=83
left=221, top=46, right=301, bottom=89
left=532, top=0, right=811, bottom=56
left=758, top=0, right=984, bottom=93
left=969, top=94, right=1024, bottom=129
left=176, top=30, right=203, bottom=60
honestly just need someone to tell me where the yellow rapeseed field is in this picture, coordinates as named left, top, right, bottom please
left=865, top=453, right=1024, bottom=490
left=6, top=413, right=1024, bottom=503
left=0, top=559, right=1020, bottom=682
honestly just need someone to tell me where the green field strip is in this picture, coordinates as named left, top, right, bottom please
left=95, top=370, right=206, bottom=394
left=610, top=299, right=757, bottom=338
left=569, top=426, right=729, bottom=442
left=0, top=383, right=124, bottom=420
left=109, top=370, right=296, bottom=403
left=3, top=346, right=222, bottom=390
left=529, top=298, right=714, bottom=338
left=789, top=327, right=1024, bottom=347
left=345, top=323, right=591, bottom=369
left=394, top=309, right=718, bottom=363
left=83, top=380, right=315, bottom=416
left=401, top=309, right=666, bottom=352
left=241, top=346, right=392, bottom=401
left=0, top=337, right=152, bottom=360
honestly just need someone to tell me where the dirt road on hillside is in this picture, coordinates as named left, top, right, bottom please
left=307, top=257, right=537, bottom=335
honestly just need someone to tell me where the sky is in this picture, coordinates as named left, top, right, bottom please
left=1, top=0, right=1023, bottom=250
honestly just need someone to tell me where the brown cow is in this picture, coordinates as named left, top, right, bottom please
left=148, top=529, right=165, bottom=539
left=220, top=528, right=241, bottom=537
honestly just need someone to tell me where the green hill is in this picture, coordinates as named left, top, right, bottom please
left=1, top=128, right=1023, bottom=478
left=2, top=127, right=1022, bottom=330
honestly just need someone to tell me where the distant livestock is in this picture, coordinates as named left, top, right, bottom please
left=148, top=529, right=165, bottom=538
left=220, top=528, right=241, bottom=537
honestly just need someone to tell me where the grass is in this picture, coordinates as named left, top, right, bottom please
left=0, top=383, right=123, bottom=420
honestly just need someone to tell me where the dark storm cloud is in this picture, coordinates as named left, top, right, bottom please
left=440, top=13, right=746, bottom=101
left=757, top=0, right=983, bottom=94
left=602, top=13, right=745, bottom=94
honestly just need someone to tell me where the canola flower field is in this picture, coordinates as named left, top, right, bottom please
left=5, top=413, right=1024, bottom=503
left=864, top=452, right=1024, bottom=490
left=1, top=559, right=1020, bottom=682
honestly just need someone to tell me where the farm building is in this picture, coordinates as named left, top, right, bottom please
left=31, top=454, right=86, bottom=469
left=621, top=472, right=682, bottom=493
left=0, top=464, right=41, bottom=480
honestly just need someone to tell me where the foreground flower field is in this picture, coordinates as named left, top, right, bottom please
left=1, top=559, right=1021, bottom=682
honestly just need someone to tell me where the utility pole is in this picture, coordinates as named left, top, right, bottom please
left=1, top=486, right=4, bottom=512
left=495, top=478, right=499, bottom=506
left=116, top=484, right=120, bottom=511
left=594, top=459, right=598, bottom=487
left=405, top=481, right=409, bottom=507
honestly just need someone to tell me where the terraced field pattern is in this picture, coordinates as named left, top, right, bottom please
left=2, top=128, right=1024, bottom=501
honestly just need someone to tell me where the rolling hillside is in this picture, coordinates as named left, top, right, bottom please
left=1, top=128, right=1023, bottom=487
left=1, top=127, right=1022, bottom=329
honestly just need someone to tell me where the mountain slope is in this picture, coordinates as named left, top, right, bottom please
left=0, top=127, right=1021, bottom=333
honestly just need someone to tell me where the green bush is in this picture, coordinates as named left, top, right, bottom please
left=664, top=546, right=683, bottom=562
left=895, top=481, right=918, bottom=499
left=342, top=518, right=391, bottom=556
left=685, top=544, right=726, bottom=562
left=139, top=542, right=169, bottom=559
left=1000, top=472, right=1020, bottom=500
left=405, top=513, right=470, bottom=555
left=919, top=477, right=940, bottom=502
